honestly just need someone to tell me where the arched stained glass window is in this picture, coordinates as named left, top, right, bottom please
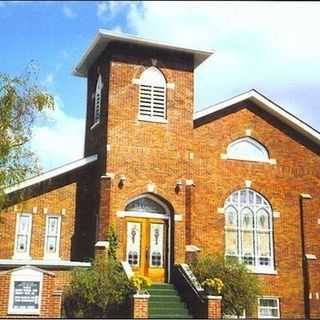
left=226, top=137, right=269, bottom=162
left=224, top=189, right=274, bottom=272
left=125, top=196, right=166, bottom=214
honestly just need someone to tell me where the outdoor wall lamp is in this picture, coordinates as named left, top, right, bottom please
left=175, top=179, right=183, bottom=193
left=118, top=175, right=126, bottom=188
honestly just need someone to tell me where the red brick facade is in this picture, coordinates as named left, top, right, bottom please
left=207, top=296, right=222, bottom=319
left=1, top=33, right=319, bottom=318
left=132, top=294, right=150, bottom=319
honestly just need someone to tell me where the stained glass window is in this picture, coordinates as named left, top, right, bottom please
left=224, top=189, right=274, bottom=271
left=45, top=216, right=61, bottom=258
left=125, top=197, right=166, bottom=214
left=15, top=214, right=32, bottom=256
left=126, top=222, right=141, bottom=267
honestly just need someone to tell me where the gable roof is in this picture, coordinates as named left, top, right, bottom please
left=194, top=89, right=320, bottom=146
left=73, top=29, right=214, bottom=77
left=0, top=265, right=55, bottom=276
left=4, top=154, right=98, bottom=195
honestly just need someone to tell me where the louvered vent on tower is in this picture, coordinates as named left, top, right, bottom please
left=93, top=74, right=103, bottom=125
left=138, top=67, right=166, bottom=121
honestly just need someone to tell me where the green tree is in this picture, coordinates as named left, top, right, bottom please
left=63, top=258, right=134, bottom=318
left=191, top=255, right=262, bottom=318
left=0, top=63, right=54, bottom=207
left=106, top=223, right=119, bottom=259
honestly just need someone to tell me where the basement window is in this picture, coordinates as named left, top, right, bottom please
left=258, top=298, right=280, bottom=319
left=138, top=67, right=167, bottom=123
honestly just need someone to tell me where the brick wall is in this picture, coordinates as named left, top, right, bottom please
left=0, top=183, right=76, bottom=260
left=207, top=296, right=222, bottom=319
left=132, top=295, right=149, bottom=319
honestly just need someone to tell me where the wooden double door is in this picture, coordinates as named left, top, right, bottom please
left=125, top=217, right=168, bottom=282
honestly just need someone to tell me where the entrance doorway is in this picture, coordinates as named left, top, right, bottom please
left=123, top=195, right=171, bottom=283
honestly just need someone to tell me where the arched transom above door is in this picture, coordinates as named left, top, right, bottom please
left=125, top=195, right=167, bottom=214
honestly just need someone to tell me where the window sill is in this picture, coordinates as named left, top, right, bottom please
left=8, top=310, right=40, bottom=316
left=138, top=116, right=168, bottom=124
left=248, top=268, right=278, bottom=275
left=220, top=154, right=276, bottom=165
left=43, top=256, right=61, bottom=261
left=90, top=121, right=100, bottom=130
left=12, top=255, right=31, bottom=260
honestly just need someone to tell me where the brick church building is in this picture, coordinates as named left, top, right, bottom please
left=1, top=29, right=320, bottom=318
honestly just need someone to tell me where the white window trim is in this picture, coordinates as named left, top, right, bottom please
left=138, top=67, right=167, bottom=122
left=221, top=153, right=277, bottom=165
left=8, top=268, right=43, bottom=315
left=44, top=215, right=62, bottom=260
left=90, top=120, right=100, bottom=131
left=117, top=211, right=169, bottom=220
left=92, top=74, right=102, bottom=127
left=258, top=297, right=280, bottom=319
left=223, top=137, right=276, bottom=164
left=138, top=115, right=168, bottom=124
left=13, top=213, right=32, bottom=260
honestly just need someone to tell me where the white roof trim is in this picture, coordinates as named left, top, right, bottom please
left=0, top=259, right=91, bottom=269
left=194, top=90, right=320, bottom=146
left=4, top=154, right=98, bottom=195
left=73, top=29, right=214, bottom=77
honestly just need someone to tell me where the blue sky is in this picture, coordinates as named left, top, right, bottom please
left=1, top=1, right=320, bottom=170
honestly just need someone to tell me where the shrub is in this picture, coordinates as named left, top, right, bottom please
left=201, top=278, right=224, bottom=295
left=63, top=258, right=134, bottom=318
left=131, top=275, right=152, bottom=293
left=191, top=255, right=261, bottom=318
left=106, top=223, right=119, bottom=260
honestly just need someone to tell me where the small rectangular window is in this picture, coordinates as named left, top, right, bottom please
left=258, top=298, right=280, bottom=318
left=14, top=214, right=32, bottom=258
left=44, top=215, right=61, bottom=259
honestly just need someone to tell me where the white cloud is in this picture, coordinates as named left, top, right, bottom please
left=43, top=72, right=54, bottom=85
left=31, top=96, right=85, bottom=171
left=97, top=1, right=108, bottom=18
left=125, top=1, right=320, bottom=128
left=97, top=1, right=137, bottom=21
left=63, top=5, right=76, bottom=19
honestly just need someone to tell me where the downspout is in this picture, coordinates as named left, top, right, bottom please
left=299, top=193, right=312, bottom=320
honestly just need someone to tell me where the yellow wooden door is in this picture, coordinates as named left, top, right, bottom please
left=125, top=218, right=167, bottom=282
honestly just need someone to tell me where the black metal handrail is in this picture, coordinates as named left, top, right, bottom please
left=172, top=264, right=207, bottom=319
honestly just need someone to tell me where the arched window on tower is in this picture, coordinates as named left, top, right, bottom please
left=226, top=137, right=270, bottom=162
left=138, top=67, right=167, bottom=122
left=93, top=74, right=103, bottom=126
left=224, top=188, right=275, bottom=273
